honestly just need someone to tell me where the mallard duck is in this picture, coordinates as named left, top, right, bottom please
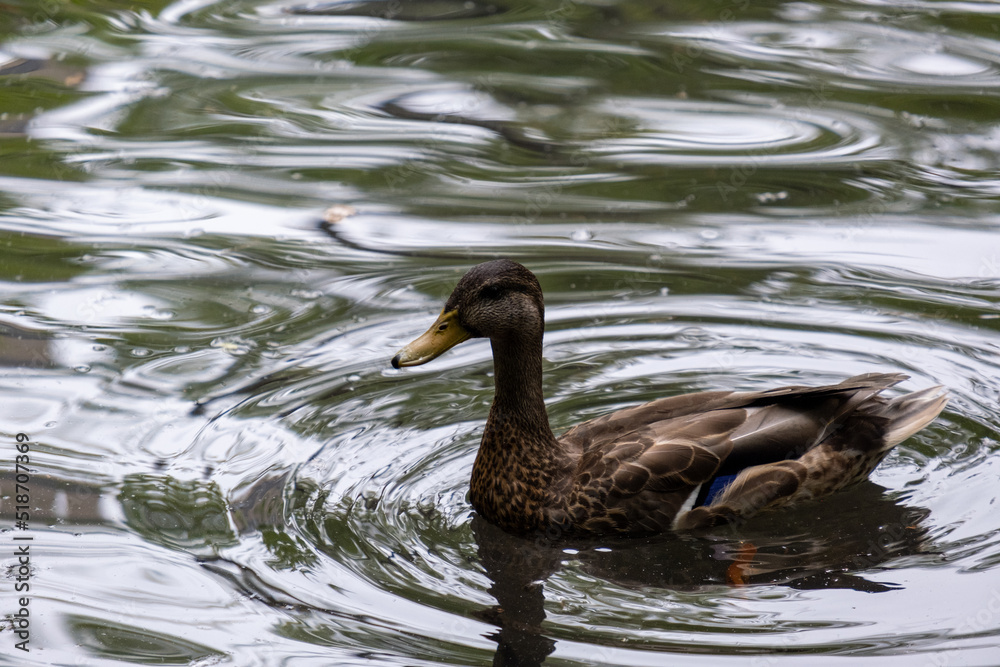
left=391, top=260, right=948, bottom=536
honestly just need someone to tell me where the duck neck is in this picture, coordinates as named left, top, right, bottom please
left=469, top=327, right=559, bottom=533
left=488, top=333, right=553, bottom=443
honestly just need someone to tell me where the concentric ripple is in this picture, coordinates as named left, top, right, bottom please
left=268, top=258, right=999, bottom=664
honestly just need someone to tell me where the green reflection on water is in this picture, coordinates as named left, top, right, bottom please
left=119, top=474, right=238, bottom=554
left=67, top=615, right=224, bottom=665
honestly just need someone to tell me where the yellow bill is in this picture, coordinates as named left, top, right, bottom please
left=391, top=309, right=471, bottom=368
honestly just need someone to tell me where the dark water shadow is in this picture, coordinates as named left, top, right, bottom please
left=471, top=482, right=932, bottom=666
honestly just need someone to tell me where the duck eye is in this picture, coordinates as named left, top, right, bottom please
left=481, top=285, right=500, bottom=300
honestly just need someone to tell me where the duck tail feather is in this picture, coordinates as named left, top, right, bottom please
left=882, top=385, right=949, bottom=448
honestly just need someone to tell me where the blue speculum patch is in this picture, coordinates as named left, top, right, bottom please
left=698, top=474, right=738, bottom=507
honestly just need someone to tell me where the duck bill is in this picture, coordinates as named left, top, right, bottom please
left=391, top=309, right=471, bottom=368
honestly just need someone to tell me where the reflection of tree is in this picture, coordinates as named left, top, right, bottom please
left=473, top=482, right=931, bottom=666
left=66, top=614, right=223, bottom=664
left=119, top=469, right=318, bottom=569
left=119, top=473, right=238, bottom=556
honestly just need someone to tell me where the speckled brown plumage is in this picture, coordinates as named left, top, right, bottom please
left=392, top=259, right=949, bottom=537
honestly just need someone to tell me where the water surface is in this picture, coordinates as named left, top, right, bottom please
left=1, top=0, right=999, bottom=665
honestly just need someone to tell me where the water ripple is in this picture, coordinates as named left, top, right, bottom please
left=3, top=0, right=1000, bottom=664
left=235, top=258, right=1000, bottom=664
left=644, top=21, right=1000, bottom=91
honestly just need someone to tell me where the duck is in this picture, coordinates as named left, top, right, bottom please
left=391, top=259, right=948, bottom=537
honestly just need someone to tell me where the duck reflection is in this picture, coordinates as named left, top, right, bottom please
left=472, top=482, right=930, bottom=667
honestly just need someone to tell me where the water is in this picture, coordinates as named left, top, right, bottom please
left=1, top=0, right=999, bottom=665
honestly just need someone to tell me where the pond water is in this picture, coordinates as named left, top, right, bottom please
left=1, top=0, right=1000, bottom=665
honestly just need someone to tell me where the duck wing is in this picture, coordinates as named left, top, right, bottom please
left=557, top=373, right=937, bottom=534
